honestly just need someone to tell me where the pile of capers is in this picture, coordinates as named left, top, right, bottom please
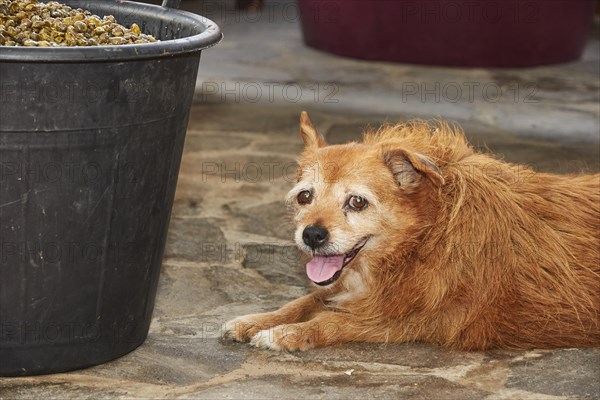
left=0, top=0, right=158, bottom=46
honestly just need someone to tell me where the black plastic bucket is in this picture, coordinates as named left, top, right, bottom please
left=0, top=1, right=221, bottom=376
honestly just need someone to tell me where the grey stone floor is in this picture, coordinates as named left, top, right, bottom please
left=2, top=1, right=600, bottom=399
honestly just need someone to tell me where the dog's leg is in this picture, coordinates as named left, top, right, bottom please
left=223, top=292, right=325, bottom=343
left=250, top=311, right=369, bottom=351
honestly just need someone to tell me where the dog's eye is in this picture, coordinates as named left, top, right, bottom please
left=297, top=190, right=313, bottom=205
left=348, top=195, right=368, bottom=211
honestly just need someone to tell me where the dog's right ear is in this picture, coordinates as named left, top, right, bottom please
left=383, top=149, right=444, bottom=191
left=300, top=111, right=327, bottom=149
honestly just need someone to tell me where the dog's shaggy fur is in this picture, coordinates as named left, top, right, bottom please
left=224, top=112, right=600, bottom=351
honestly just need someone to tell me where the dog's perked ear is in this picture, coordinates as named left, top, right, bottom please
left=300, top=111, right=327, bottom=149
left=383, top=149, right=445, bottom=190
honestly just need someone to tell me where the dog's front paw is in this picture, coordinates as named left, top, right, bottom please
left=223, top=314, right=273, bottom=343
left=250, top=324, right=317, bottom=352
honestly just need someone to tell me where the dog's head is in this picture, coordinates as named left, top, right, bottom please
left=288, top=112, right=445, bottom=287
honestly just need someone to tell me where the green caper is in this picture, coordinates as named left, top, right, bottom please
left=20, top=18, right=32, bottom=28
left=73, top=20, right=86, bottom=32
left=54, top=21, right=66, bottom=32
left=109, top=36, right=127, bottom=45
left=39, top=30, right=50, bottom=41
left=111, top=26, right=123, bottom=37
left=31, top=20, right=45, bottom=29
left=88, top=16, right=100, bottom=27
left=130, top=23, right=140, bottom=36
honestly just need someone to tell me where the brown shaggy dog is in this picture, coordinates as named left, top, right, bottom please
left=224, top=112, right=600, bottom=351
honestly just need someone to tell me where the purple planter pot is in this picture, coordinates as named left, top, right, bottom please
left=298, top=0, right=596, bottom=67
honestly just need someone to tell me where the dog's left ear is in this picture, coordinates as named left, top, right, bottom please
left=383, top=149, right=445, bottom=190
left=300, top=111, right=327, bottom=149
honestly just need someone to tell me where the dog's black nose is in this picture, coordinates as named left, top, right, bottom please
left=302, top=225, right=329, bottom=249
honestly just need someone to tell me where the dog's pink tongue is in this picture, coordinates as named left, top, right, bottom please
left=306, top=255, right=345, bottom=283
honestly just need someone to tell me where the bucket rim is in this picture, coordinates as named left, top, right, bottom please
left=0, top=0, right=222, bottom=62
